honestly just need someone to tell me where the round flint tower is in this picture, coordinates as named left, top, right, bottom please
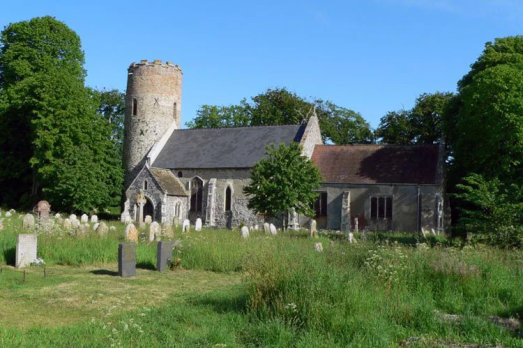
left=123, top=59, right=182, bottom=186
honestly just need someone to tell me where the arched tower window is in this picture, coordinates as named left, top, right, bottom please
left=143, top=180, right=148, bottom=190
left=225, top=186, right=232, bottom=212
left=178, top=171, right=183, bottom=178
left=190, top=177, right=203, bottom=213
left=132, top=98, right=138, bottom=116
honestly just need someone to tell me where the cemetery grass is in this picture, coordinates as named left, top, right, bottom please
left=0, top=214, right=522, bottom=347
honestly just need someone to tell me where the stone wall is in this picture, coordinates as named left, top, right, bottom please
left=125, top=166, right=165, bottom=222
left=300, top=114, right=323, bottom=158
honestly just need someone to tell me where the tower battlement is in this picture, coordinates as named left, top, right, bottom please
left=128, top=59, right=183, bottom=73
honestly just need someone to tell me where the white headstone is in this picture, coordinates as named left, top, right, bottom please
left=241, top=226, right=249, bottom=239
left=23, top=214, right=35, bottom=230
left=182, top=219, right=190, bottom=233
left=314, top=242, right=323, bottom=252
left=263, top=223, right=270, bottom=234
left=354, top=217, right=359, bottom=233
left=254, top=224, right=259, bottom=231
left=72, top=219, right=81, bottom=228
left=90, top=215, right=98, bottom=223
left=120, top=211, right=130, bottom=224
left=69, top=214, right=77, bottom=222
left=145, top=215, right=152, bottom=224
left=149, top=221, right=160, bottom=242
left=348, top=232, right=357, bottom=244
left=8, top=209, right=16, bottom=214
left=63, top=218, right=71, bottom=229
left=16, top=234, right=37, bottom=268
left=80, top=214, right=89, bottom=223
left=5, top=211, right=12, bottom=217
left=93, top=223, right=100, bottom=231
left=195, top=218, right=202, bottom=231
left=54, top=213, right=61, bottom=219
left=309, top=219, right=317, bottom=238
left=269, top=223, right=277, bottom=235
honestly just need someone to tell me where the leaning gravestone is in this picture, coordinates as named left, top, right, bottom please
left=23, top=214, right=35, bottom=230
left=157, top=241, right=174, bottom=272
left=195, top=218, right=202, bottom=231
left=269, top=223, right=277, bottom=235
left=309, top=219, right=317, bottom=238
left=125, top=224, right=139, bottom=243
left=241, top=226, right=249, bottom=239
left=118, top=242, right=136, bottom=277
left=263, top=223, right=270, bottom=234
left=96, top=222, right=109, bottom=237
left=16, top=234, right=37, bottom=268
left=182, top=219, right=190, bottom=233
left=149, top=221, right=160, bottom=242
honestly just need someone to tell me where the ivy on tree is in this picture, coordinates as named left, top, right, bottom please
left=243, top=142, right=322, bottom=224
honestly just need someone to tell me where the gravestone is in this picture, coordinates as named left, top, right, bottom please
left=182, top=219, right=190, bottom=233
left=173, top=216, right=180, bottom=227
left=118, top=242, right=136, bottom=277
left=90, top=215, right=98, bottom=223
left=149, top=221, right=160, bottom=242
left=69, top=214, right=77, bottom=222
left=63, top=218, right=72, bottom=229
left=55, top=213, right=61, bottom=219
left=72, top=219, right=81, bottom=229
left=314, top=242, right=323, bottom=252
left=309, top=219, right=317, bottom=238
left=5, top=211, right=12, bottom=217
left=263, top=223, right=270, bottom=234
left=254, top=224, right=259, bottom=231
left=195, top=218, right=202, bottom=231
left=125, top=224, right=139, bottom=243
left=23, top=214, right=35, bottom=230
left=80, top=214, right=89, bottom=223
left=93, top=223, right=100, bottom=231
left=16, top=234, right=37, bottom=268
left=348, top=232, right=357, bottom=244
left=121, top=211, right=130, bottom=224
left=57, top=217, right=63, bottom=224
left=241, top=226, right=249, bottom=239
left=78, top=224, right=89, bottom=234
left=354, top=217, right=359, bottom=233
left=156, top=241, right=174, bottom=272
left=109, top=226, right=117, bottom=231
left=162, top=222, right=174, bottom=239
left=36, top=200, right=51, bottom=225
left=96, top=222, right=109, bottom=237
left=269, top=223, right=277, bottom=235
left=144, top=215, right=152, bottom=224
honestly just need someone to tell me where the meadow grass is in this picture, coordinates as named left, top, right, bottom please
left=0, top=211, right=521, bottom=347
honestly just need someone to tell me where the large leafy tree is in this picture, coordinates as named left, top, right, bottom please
left=375, top=92, right=453, bottom=145
left=186, top=87, right=373, bottom=145
left=0, top=16, right=123, bottom=212
left=243, top=142, right=322, bottom=225
left=93, top=88, right=126, bottom=161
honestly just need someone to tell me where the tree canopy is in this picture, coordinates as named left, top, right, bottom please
left=186, top=88, right=374, bottom=145
left=0, top=16, right=123, bottom=212
left=243, top=142, right=322, bottom=220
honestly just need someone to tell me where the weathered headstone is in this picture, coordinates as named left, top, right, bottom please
left=162, top=222, right=174, bottom=239
left=80, top=214, right=89, bottom=223
left=241, top=226, right=249, bottom=239
left=63, top=218, right=72, bottom=229
left=5, top=211, right=12, bottom=217
left=156, top=241, right=174, bottom=272
left=120, top=211, right=130, bottom=224
left=78, top=223, right=89, bottom=235
left=144, top=215, right=152, bottom=224
left=348, top=232, right=357, bottom=244
left=354, top=217, right=359, bottom=233
left=269, top=223, right=277, bottom=235
left=118, top=242, right=136, bottom=277
left=263, top=223, right=270, bottom=234
left=254, top=224, right=259, bottom=231
left=9, top=209, right=16, bottom=214
left=93, top=223, right=100, bottom=231
left=16, top=234, right=37, bottom=268
left=57, top=217, right=63, bottom=224
left=36, top=200, right=51, bottom=225
left=23, top=214, right=35, bottom=230
left=90, top=215, right=98, bottom=223
left=109, top=226, right=117, bottom=231
left=72, top=219, right=81, bottom=229
left=125, top=224, right=139, bottom=243
left=182, top=219, right=190, bottom=233
left=149, top=221, right=160, bottom=242
left=195, top=218, right=202, bottom=231
left=69, top=214, right=77, bottom=222
left=309, top=219, right=317, bottom=238
left=55, top=213, right=61, bottom=219
left=314, top=242, right=323, bottom=252
left=96, top=222, right=109, bottom=237
left=173, top=216, right=180, bottom=227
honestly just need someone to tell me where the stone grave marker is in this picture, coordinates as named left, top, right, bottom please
left=162, top=222, right=174, bottom=239
left=269, top=223, right=277, bottom=235
left=125, top=224, right=139, bottom=243
left=16, top=234, right=37, bottom=268
left=314, top=242, right=323, bottom=252
left=90, top=215, right=98, bottom=223
left=121, top=211, right=130, bottom=224
left=348, top=232, right=357, bottom=244
left=157, top=241, right=174, bottom=272
left=93, top=223, right=100, bottom=231
left=63, top=218, right=71, bottom=229
left=263, top=223, right=270, bottom=234
left=96, top=222, right=109, bottom=237
left=195, top=218, right=202, bottom=231
left=144, top=215, right=152, bottom=224
left=69, top=214, right=77, bottom=222
left=36, top=200, right=51, bottom=225
left=149, top=221, right=160, bottom=242
left=309, top=219, right=317, bottom=238
left=118, top=242, right=136, bottom=277
left=241, top=226, right=249, bottom=239
left=182, top=219, right=190, bottom=233
left=23, top=214, right=35, bottom=230
left=80, top=214, right=89, bottom=223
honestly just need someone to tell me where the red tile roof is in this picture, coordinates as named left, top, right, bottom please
left=311, top=145, right=440, bottom=184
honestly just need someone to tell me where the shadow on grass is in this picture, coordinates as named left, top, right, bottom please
left=136, top=261, right=156, bottom=270
left=189, top=288, right=249, bottom=314
left=3, top=247, right=15, bottom=266
left=90, top=269, right=118, bottom=276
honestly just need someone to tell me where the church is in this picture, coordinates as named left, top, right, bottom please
left=121, top=60, right=447, bottom=234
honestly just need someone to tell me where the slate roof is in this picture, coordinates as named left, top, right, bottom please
left=149, top=167, right=188, bottom=196
left=153, top=124, right=306, bottom=169
left=311, top=144, right=440, bottom=184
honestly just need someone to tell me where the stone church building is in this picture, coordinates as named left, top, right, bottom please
left=122, top=60, right=446, bottom=234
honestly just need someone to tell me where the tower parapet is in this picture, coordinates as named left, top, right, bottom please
left=123, top=59, right=183, bottom=186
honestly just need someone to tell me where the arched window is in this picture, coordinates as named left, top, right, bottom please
left=175, top=202, right=181, bottom=218
left=190, top=177, right=203, bottom=212
left=178, top=171, right=183, bottom=178
left=225, top=186, right=232, bottom=212
left=143, top=180, right=148, bottom=191
left=132, top=98, right=138, bottom=116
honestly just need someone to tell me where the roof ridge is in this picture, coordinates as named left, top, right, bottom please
left=316, top=143, right=439, bottom=147
left=176, top=124, right=303, bottom=131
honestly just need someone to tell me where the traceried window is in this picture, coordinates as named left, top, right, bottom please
left=312, top=192, right=328, bottom=217
left=190, top=177, right=203, bottom=212
left=225, top=186, right=232, bottom=212
left=370, top=196, right=393, bottom=219
left=132, top=98, right=138, bottom=116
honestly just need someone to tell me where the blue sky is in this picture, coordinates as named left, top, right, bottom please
left=1, top=0, right=522, bottom=128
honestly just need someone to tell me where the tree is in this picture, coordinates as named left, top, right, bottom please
left=93, top=89, right=125, bottom=160
left=0, top=17, right=123, bottom=212
left=243, top=142, right=322, bottom=227
left=186, top=87, right=374, bottom=145
left=375, top=92, right=453, bottom=145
